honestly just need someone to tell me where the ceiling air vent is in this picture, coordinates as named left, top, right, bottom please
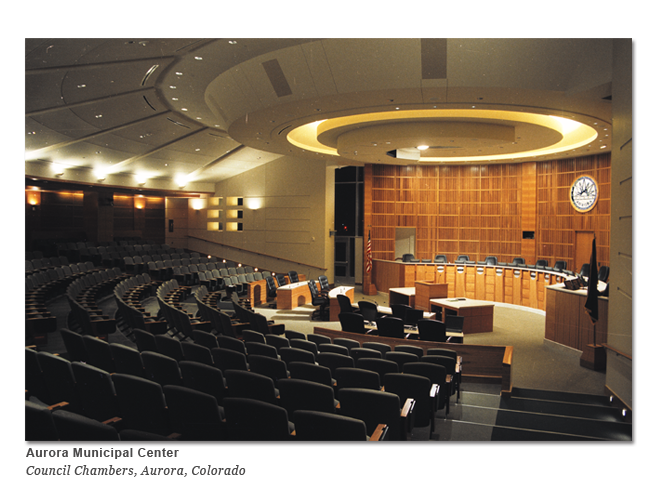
left=278, top=125, right=292, bottom=136
left=143, top=95, right=156, bottom=111
left=166, top=118, right=191, bottom=129
left=141, top=64, right=159, bottom=86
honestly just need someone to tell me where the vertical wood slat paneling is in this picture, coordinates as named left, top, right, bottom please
left=365, top=154, right=609, bottom=282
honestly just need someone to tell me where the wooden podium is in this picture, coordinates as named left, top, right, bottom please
left=414, top=282, right=448, bottom=311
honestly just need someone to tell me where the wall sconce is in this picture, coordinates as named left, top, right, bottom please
left=52, top=164, right=65, bottom=176
left=136, top=174, right=148, bottom=186
left=134, top=196, right=146, bottom=210
left=245, top=197, right=263, bottom=210
left=26, top=190, right=41, bottom=210
left=94, top=168, right=107, bottom=181
left=176, top=175, right=189, bottom=188
left=191, top=198, right=206, bottom=211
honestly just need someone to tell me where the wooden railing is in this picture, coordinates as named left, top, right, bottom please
left=187, top=235, right=327, bottom=271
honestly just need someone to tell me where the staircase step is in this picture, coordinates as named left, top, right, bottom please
left=456, top=405, right=631, bottom=440
left=510, top=387, right=611, bottom=406
left=499, top=396, right=626, bottom=423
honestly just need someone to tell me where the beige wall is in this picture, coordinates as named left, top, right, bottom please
left=607, top=39, right=632, bottom=409
left=186, top=155, right=335, bottom=283
left=165, top=197, right=192, bottom=250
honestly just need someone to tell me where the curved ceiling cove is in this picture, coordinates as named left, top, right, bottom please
left=25, top=38, right=613, bottom=191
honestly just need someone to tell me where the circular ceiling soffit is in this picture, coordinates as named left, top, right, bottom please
left=287, top=109, right=599, bottom=163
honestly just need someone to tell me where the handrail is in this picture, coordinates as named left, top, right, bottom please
left=603, top=343, right=632, bottom=361
left=187, top=235, right=327, bottom=271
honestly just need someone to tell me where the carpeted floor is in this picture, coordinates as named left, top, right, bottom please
left=256, top=285, right=607, bottom=396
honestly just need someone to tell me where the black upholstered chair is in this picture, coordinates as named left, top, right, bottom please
left=338, top=388, right=413, bottom=441
left=111, top=374, right=170, bottom=436
left=179, top=360, right=227, bottom=405
left=163, top=385, right=225, bottom=440
left=417, top=319, right=447, bottom=342
left=225, top=370, right=279, bottom=405
left=334, top=367, right=381, bottom=391
left=355, top=357, right=400, bottom=385
left=293, top=410, right=373, bottom=441
left=383, top=372, right=437, bottom=438
left=376, top=316, right=405, bottom=339
left=223, top=397, right=294, bottom=441
left=277, top=378, right=337, bottom=417
left=339, top=312, right=366, bottom=334
left=308, top=280, right=330, bottom=321
left=246, top=355, right=288, bottom=387
left=141, top=351, right=183, bottom=387
left=433, top=254, right=448, bottom=263
left=317, top=352, right=355, bottom=376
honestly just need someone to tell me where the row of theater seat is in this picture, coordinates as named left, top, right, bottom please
left=26, top=320, right=462, bottom=440
left=26, top=328, right=405, bottom=440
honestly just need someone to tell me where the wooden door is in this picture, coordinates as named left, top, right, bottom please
left=574, top=231, right=594, bottom=274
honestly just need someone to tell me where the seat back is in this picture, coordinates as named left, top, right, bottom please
left=336, top=294, right=355, bottom=313
left=318, top=343, right=350, bottom=356
left=293, top=410, right=368, bottom=441
left=316, top=352, right=355, bottom=375
left=181, top=342, right=214, bottom=365
left=265, top=334, right=290, bottom=351
left=417, top=319, right=447, bottom=342
left=287, top=271, right=299, bottom=283
left=141, top=351, right=183, bottom=386
left=211, top=347, right=249, bottom=372
left=179, top=360, right=227, bottom=405
left=355, top=357, right=400, bottom=383
left=339, top=312, right=365, bottom=334
left=334, top=367, right=381, bottom=391
left=277, top=378, right=336, bottom=416
left=338, top=388, right=402, bottom=440
left=223, top=397, right=292, bottom=441
left=288, top=361, right=333, bottom=387
left=445, top=315, right=464, bottom=334
left=394, top=345, right=424, bottom=358
left=163, top=385, right=224, bottom=440
left=279, top=347, right=316, bottom=365
left=225, top=370, right=278, bottom=405
left=247, top=354, right=289, bottom=385
left=71, top=362, right=119, bottom=421
left=384, top=351, right=419, bottom=370
left=109, top=343, right=145, bottom=377
left=376, top=316, right=405, bottom=339
left=111, top=373, right=169, bottom=436
left=383, top=372, right=432, bottom=428
left=246, top=341, right=279, bottom=359
left=358, top=301, right=379, bottom=322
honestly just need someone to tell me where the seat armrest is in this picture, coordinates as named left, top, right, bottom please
left=369, top=424, right=389, bottom=441
left=400, top=397, right=416, bottom=439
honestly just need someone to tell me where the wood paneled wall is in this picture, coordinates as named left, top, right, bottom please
left=365, top=154, right=610, bottom=273
left=536, top=154, right=610, bottom=271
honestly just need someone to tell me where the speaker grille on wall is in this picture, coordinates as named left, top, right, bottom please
left=262, top=59, right=293, bottom=98
left=421, top=38, right=447, bottom=80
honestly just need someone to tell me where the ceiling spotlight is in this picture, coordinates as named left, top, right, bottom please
left=417, top=145, right=429, bottom=151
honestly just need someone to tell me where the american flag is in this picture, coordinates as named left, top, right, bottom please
left=366, top=231, right=372, bottom=273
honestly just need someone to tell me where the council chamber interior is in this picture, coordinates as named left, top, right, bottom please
left=24, top=38, right=633, bottom=442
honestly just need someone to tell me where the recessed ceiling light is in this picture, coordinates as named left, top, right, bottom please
left=181, top=108, right=188, bottom=112
left=228, top=40, right=237, bottom=45
left=194, top=56, right=203, bottom=61
left=170, top=85, right=177, bottom=89
left=172, top=98, right=178, bottom=101
left=417, top=145, right=429, bottom=151
left=176, top=72, right=183, bottom=76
